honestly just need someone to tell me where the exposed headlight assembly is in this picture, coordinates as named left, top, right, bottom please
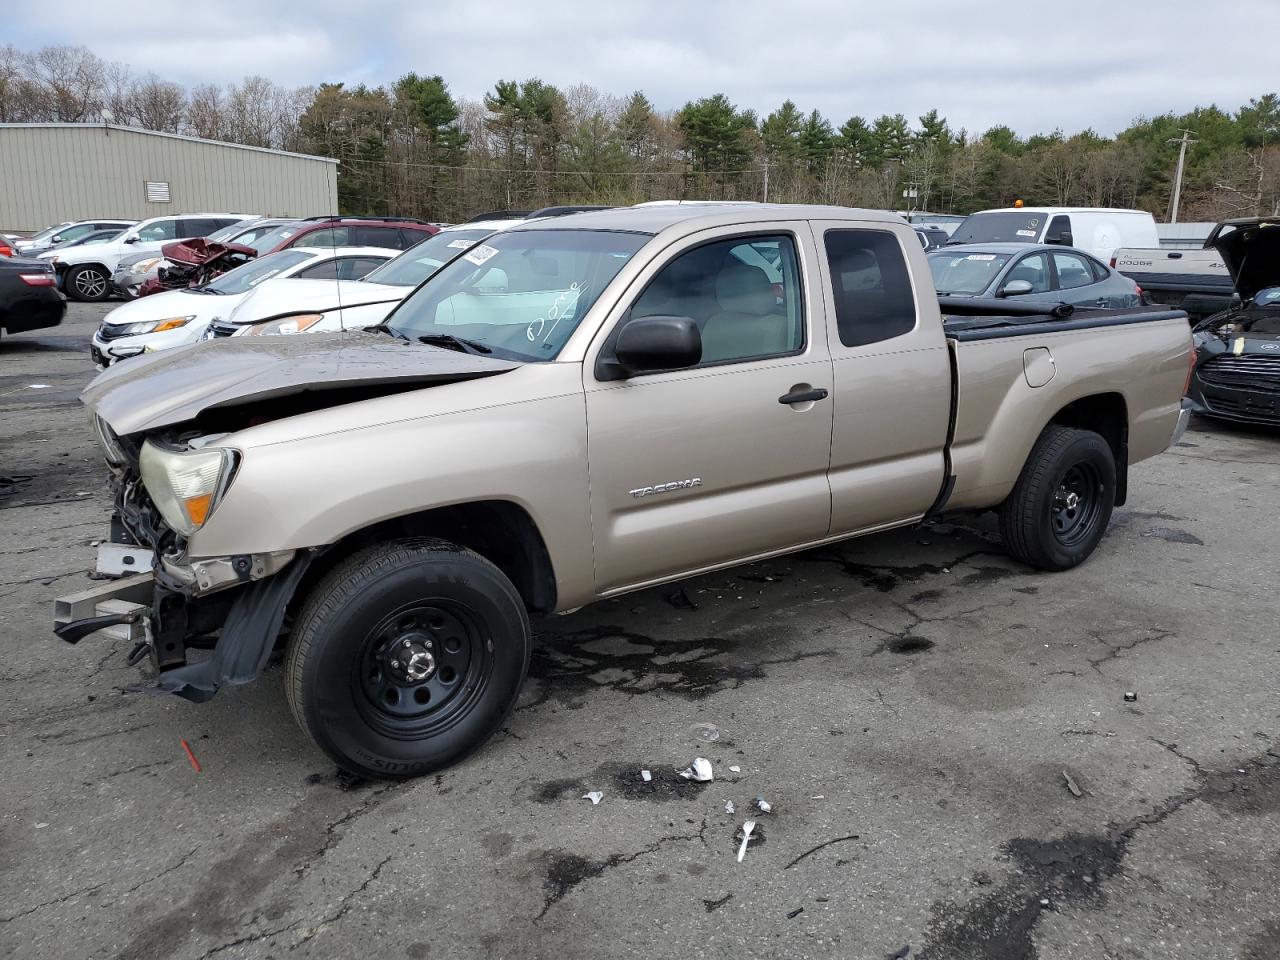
left=90, top=413, right=127, bottom=467
left=139, top=441, right=238, bottom=537
left=238, top=313, right=326, bottom=336
left=107, top=315, right=196, bottom=336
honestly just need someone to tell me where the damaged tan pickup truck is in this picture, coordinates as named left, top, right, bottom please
left=55, top=204, right=1195, bottom=779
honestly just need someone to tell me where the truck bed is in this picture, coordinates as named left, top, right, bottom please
left=936, top=296, right=1192, bottom=513
left=939, top=298, right=1187, bottom=341
left=1112, top=247, right=1233, bottom=319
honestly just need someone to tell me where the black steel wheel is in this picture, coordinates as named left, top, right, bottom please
left=1000, top=425, right=1116, bottom=570
left=286, top=539, right=530, bottom=779
left=1050, top=462, right=1105, bottom=547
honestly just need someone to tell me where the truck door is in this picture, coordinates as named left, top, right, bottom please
left=583, top=226, right=834, bottom=593
left=812, top=223, right=952, bottom=533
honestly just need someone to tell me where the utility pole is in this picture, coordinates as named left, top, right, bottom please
left=1167, top=129, right=1198, bottom=224
left=762, top=158, right=769, bottom=203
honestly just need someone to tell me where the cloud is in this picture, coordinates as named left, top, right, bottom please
left=8, top=0, right=1279, bottom=135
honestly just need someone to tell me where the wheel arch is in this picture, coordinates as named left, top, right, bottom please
left=1047, top=391, right=1129, bottom=504
left=292, top=499, right=559, bottom=618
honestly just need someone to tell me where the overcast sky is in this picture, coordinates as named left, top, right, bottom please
left=9, top=0, right=1278, bottom=136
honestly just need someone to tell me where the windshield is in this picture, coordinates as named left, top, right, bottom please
left=387, top=229, right=649, bottom=361
left=362, top=229, right=493, bottom=287
left=32, top=223, right=72, bottom=242
left=206, top=219, right=257, bottom=243
left=246, top=222, right=304, bottom=255
left=203, top=249, right=315, bottom=294
left=929, top=251, right=1013, bottom=295
left=949, top=212, right=1048, bottom=245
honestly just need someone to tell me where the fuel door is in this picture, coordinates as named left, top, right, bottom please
left=1023, top=347, right=1056, bottom=388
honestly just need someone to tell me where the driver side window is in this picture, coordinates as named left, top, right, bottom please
left=135, top=220, right=178, bottom=242
left=1006, top=253, right=1050, bottom=294
left=631, top=235, right=803, bottom=365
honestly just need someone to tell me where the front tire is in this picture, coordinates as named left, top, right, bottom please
left=999, top=425, right=1116, bottom=571
left=286, top=539, right=530, bottom=780
left=65, top=265, right=111, bottom=302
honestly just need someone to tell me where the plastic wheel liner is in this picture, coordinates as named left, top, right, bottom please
left=132, top=555, right=312, bottom=703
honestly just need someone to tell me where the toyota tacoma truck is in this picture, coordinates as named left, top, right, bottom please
left=54, top=204, right=1194, bottom=779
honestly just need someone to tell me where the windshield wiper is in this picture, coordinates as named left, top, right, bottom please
left=417, top=333, right=492, bottom=354
left=368, top=322, right=409, bottom=342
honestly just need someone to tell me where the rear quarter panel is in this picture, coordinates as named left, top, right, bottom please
left=947, top=317, right=1191, bottom=510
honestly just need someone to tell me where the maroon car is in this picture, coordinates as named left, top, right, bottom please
left=138, top=217, right=439, bottom=297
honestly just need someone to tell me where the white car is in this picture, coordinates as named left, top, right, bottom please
left=205, top=217, right=527, bottom=339
left=14, top=219, right=136, bottom=256
left=89, top=246, right=394, bottom=366
left=41, top=213, right=255, bottom=302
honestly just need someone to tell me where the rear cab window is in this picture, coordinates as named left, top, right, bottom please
left=823, top=229, right=916, bottom=347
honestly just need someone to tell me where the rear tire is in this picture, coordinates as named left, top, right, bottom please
left=999, top=425, right=1116, bottom=571
left=286, top=539, right=530, bottom=780
left=65, top=265, right=110, bottom=302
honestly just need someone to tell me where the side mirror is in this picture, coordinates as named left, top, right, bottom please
left=123, top=235, right=138, bottom=244
left=602, top=315, right=702, bottom=380
left=51, top=234, right=63, bottom=243
left=999, top=279, right=1034, bottom=297
left=1047, top=231, right=1073, bottom=246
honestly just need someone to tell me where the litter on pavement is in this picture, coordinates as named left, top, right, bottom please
left=641, top=769, right=652, bottom=782
left=678, top=757, right=714, bottom=782
left=582, top=791, right=603, bottom=805
left=737, top=820, right=757, bottom=862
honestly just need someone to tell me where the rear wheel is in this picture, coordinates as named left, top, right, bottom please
left=999, top=425, right=1116, bottom=570
left=286, top=539, right=530, bottom=780
left=65, top=265, right=110, bottom=302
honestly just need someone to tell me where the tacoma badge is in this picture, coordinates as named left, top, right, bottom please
left=628, top=477, right=703, bottom=499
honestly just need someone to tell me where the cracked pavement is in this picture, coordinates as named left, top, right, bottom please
left=2, top=304, right=1279, bottom=959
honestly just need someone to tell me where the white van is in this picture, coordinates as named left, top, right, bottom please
left=948, top=207, right=1158, bottom=262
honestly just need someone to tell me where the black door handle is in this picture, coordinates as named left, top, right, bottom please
left=778, top=387, right=828, bottom=405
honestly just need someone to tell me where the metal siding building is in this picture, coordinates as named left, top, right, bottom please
left=0, top=123, right=338, bottom=232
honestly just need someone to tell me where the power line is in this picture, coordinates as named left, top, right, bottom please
left=336, top=155, right=768, bottom=178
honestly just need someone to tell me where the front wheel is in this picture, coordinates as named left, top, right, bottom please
left=286, top=539, right=530, bottom=779
left=999, top=425, right=1116, bottom=571
left=65, top=265, right=111, bottom=301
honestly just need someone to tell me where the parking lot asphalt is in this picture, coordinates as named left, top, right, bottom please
left=2, top=303, right=1278, bottom=960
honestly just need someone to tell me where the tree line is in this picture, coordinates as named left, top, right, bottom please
left=3, top=44, right=1279, bottom=224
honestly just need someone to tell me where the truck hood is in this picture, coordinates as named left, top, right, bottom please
left=82, top=329, right=520, bottom=435
left=227, top=278, right=408, bottom=326
left=160, top=237, right=257, bottom=267
left=1211, top=219, right=1280, bottom=301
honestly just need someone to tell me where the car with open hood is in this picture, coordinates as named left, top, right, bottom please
left=1186, top=218, right=1280, bottom=426
left=89, top=247, right=393, bottom=365
left=112, top=218, right=298, bottom=300
left=56, top=202, right=1192, bottom=780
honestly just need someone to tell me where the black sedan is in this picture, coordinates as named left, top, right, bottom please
left=1186, top=219, right=1280, bottom=426
left=0, top=257, right=66, bottom=342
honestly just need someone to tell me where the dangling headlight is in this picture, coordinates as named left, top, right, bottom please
left=139, top=441, right=238, bottom=537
